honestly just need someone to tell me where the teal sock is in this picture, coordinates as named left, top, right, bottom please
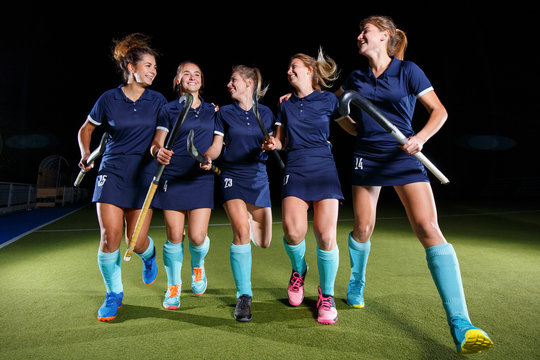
left=97, top=248, right=123, bottom=293
left=283, top=236, right=307, bottom=275
left=348, top=233, right=370, bottom=286
left=138, top=236, right=155, bottom=260
left=189, top=236, right=210, bottom=268
left=229, top=243, right=252, bottom=298
left=163, top=240, right=183, bottom=286
left=426, top=243, right=470, bottom=324
left=316, top=245, right=339, bottom=296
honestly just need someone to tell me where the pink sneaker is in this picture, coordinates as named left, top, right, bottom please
left=287, top=269, right=307, bottom=306
left=316, top=286, right=338, bottom=325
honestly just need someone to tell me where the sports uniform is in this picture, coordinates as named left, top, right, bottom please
left=342, top=56, right=493, bottom=353
left=276, top=90, right=343, bottom=201
left=88, top=86, right=167, bottom=208
left=152, top=97, right=216, bottom=308
left=341, top=57, right=431, bottom=186
left=152, top=98, right=216, bottom=211
left=88, top=85, right=167, bottom=321
left=214, top=101, right=275, bottom=321
left=214, top=102, right=274, bottom=207
left=276, top=90, right=342, bottom=324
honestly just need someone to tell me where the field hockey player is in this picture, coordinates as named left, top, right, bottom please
left=77, top=33, right=167, bottom=321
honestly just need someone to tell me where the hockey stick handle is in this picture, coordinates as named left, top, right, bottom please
left=124, top=94, right=193, bottom=261
left=252, top=92, right=285, bottom=169
left=74, top=132, right=109, bottom=187
left=338, top=90, right=449, bottom=185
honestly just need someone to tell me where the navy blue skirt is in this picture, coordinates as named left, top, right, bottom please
left=218, top=162, right=271, bottom=207
left=282, top=147, right=343, bottom=201
left=351, top=154, right=429, bottom=186
left=92, top=154, right=157, bottom=209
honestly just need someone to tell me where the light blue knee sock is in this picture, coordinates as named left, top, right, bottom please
left=283, top=236, right=307, bottom=275
left=163, top=240, right=183, bottom=286
left=348, top=233, right=370, bottom=286
left=138, top=236, right=155, bottom=259
left=97, top=248, right=123, bottom=293
left=316, top=245, right=339, bottom=296
left=426, top=243, right=470, bottom=324
left=189, top=236, right=210, bottom=268
left=229, top=243, right=252, bottom=298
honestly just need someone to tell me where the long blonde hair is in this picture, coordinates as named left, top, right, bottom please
left=360, top=16, right=407, bottom=60
left=232, top=65, right=269, bottom=99
left=112, top=33, right=158, bottom=82
left=290, top=47, right=339, bottom=91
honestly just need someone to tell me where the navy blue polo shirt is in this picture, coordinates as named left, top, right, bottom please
left=88, top=85, right=167, bottom=156
left=156, top=97, right=216, bottom=177
left=276, top=90, right=339, bottom=153
left=214, top=102, right=275, bottom=167
left=342, top=57, right=433, bottom=159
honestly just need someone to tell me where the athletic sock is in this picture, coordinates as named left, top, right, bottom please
left=163, top=240, right=183, bottom=287
left=348, top=233, right=370, bottom=286
left=138, top=236, right=155, bottom=259
left=316, top=245, right=339, bottom=296
left=426, top=243, right=471, bottom=324
left=283, top=236, right=307, bottom=275
left=229, top=243, right=252, bottom=298
left=189, top=236, right=210, bottom=268
left=97, top=248, right=123, bottom=293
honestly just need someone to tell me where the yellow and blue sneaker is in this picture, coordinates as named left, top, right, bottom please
left=450, top=317, right=494, bottom=354
left=142, top=247, right=158, bottom=285
left=346, top=280, right=365, bottom=308
left=192, top=265, right=207, bottom=295
left=97, top=292, right=123, bottom=321
left=163, top=285, right=181, bottom=310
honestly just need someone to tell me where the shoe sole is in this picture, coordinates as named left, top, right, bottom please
left=97, top=305, right=121, bottom=321
left=317, top=316, right=338, bottom=325
left=347, top=300, right=364, bottom=309
left=234, top=314, right=252, bottom=322
left=288, top=292, right=304, bottom=306
left=459, top=329, right=494, bottom=354
left=163, top=304, right=179, bottom=310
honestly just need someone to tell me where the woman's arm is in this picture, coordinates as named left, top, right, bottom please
left=401, top=91, right=448, bottom=155
left=77, top=120, right=97, bottom=171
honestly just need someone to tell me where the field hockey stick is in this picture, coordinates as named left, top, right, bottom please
left=338, top=90, right=450, bottom=185
left=252, top=90, right=285, bottom=169
left=74, top=132, right=109, bottom=187
left=186, top=129, right=221, bottom=175
left=124, top=93, right=194, bottom=261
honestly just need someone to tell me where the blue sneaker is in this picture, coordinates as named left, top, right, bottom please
left=142, top=247, right=158, bottom=285
left=346, top=280, right=365, bottom=308
left=450, top=317, right=494, bottom=354
left=97, top=292, right=123, bottom=321
left=191, top=265, right=207, bottom=295
left=163, top=285, right=181, bottom=310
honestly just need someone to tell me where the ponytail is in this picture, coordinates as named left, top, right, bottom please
left=360, top=16, right=408, bottom=60
left=291, top=47, right=339, bottom=91
left=232, top=65, right=269, bottom=99
left=112, top=33, right=158, bottom=82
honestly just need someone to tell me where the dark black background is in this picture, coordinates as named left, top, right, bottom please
left=1, top=3, right=537, bottom=203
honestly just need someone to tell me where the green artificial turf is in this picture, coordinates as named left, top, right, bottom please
left=1, top=200, right=539, bottom=359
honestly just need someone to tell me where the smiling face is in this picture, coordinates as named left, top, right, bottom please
left=357, top=22, right=388, bottom=57
left=129, top=53, right=157, bottom=86
left=287, top=58, right=312, bottom=89
left=176, top=62, right=202, bottom=94
left=227, top=71, right=252, bottom=101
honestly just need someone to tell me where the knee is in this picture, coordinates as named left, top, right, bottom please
left=413, top=219, right=443, bottom=240
left=166, top=227, right=185, bottom=244
left=232, top=223, right=251, bottom=245
left=352, top=223, right=374, bottom=242
left=188, top=230, right=208, bottom=247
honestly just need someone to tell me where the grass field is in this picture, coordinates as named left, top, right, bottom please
left=1, top=198, right=539, bottom=359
